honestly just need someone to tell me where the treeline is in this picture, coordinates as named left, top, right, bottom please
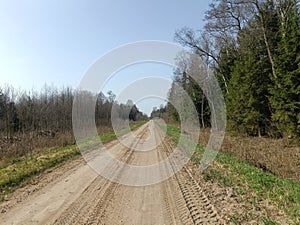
left=164, top=0, right=299, bottom=137
left=0, top=85, right=147, bottom=156
left=150, top=105, right=167, bottom=120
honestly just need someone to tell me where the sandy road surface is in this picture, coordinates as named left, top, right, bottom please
left=0, top=121, right=225, bottom=225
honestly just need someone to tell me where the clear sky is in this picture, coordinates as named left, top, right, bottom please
left=0, top=0, right=212, bottom=115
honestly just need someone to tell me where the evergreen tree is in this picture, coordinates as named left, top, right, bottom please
left=226, top=21, right=272, bottom=136
left=215, top=45, right=237, bottom=95
left=270, top=0, right=300, bottom=136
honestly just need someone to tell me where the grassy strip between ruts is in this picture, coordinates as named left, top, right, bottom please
left=0, top=121, right=147, bottom=201
left=164, top=124, right=300, bottom=224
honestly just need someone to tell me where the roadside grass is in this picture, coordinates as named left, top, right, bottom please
left=0, top=145, right=80, bottom=201
left=164, top=124, right=300, bottom=224
left=99, top=121, right=146, bottom=143
left=199, top=128, right=300, bottom=182
left=0, top=121, right=146, bottom=202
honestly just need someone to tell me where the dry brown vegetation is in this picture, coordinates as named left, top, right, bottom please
left=0, top=85, right=147, bottom=168
left=0, top=132, right=74, bottom=157
left=0, top=126, right=115, bottom=169
left=199, top=129, right=300, bottom=181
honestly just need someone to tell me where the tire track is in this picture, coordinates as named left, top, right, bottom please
left=2, top=121, right=226, bottom=224
left=158, top=126, right=225, bottom=225
left=152, top=122, right=225, bottom=224
left=58, top=122, right=225, bottom=225
left=154, top=130, right=194, bottom=225
left=53, top=125, right=149, bottom=225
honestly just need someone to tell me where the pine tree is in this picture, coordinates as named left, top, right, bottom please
left=270, top=0, right=300, bottom=136
left=227, top=49, right=272, bottom=136
left=226, top=19, right=273, bottom=136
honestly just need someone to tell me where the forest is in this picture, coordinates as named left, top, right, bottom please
left=159, top=0, right=299, bottom=138
left=1, top=0, right=299, bottom=175
left=0, top=1, right=300, bottom=222
left=0, top=85, right=147, bottom=158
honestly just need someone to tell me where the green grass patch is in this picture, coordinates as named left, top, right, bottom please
left=0, top=121, right=147, bottom=201
left=99, top=121, right=147, bottom=143
left=163, top=124, right=300, bottom=223
left=0, top=146, right=80, bottom=201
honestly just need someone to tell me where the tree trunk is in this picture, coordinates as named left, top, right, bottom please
left=201, top=92, right=205, bottom=128
left=254, top=0, right=278, bottom=80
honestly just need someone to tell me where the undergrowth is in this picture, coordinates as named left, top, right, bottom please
left=0, top=121, right=146, bottom=201
left=164, top=124, right=300, bottom=224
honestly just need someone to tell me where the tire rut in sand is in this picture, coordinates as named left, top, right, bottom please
left=53, top=126, right=149, bottom=225
left=154, top=130, right=194, bottom=225
left=86, top=127, right=149, bottom=225
left=160, top=136, right=225, bottom=225
left=54, top=122, right=225, bottom=224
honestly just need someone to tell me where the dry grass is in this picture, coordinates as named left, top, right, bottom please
left=166, top=124, right=300, bottom=223
left=0, top=122, right=145, bottom=169
left=199, top=129, right=300, bottom=181
left=0, top=121, right=146, bottom=201
left=0, top=126, right=115, bottom=169
left=0, top=132, right=74, bottom=157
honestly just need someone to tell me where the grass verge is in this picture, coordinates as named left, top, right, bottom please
left=164, top=124, right=300, bottom=224
left=0, top=121, right=147, bottom=201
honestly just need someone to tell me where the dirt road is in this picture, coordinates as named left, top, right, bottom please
left=0, top=121, right=225, bottom=225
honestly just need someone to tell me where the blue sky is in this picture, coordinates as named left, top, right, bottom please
left=0, top=0, right=211, bottom=115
